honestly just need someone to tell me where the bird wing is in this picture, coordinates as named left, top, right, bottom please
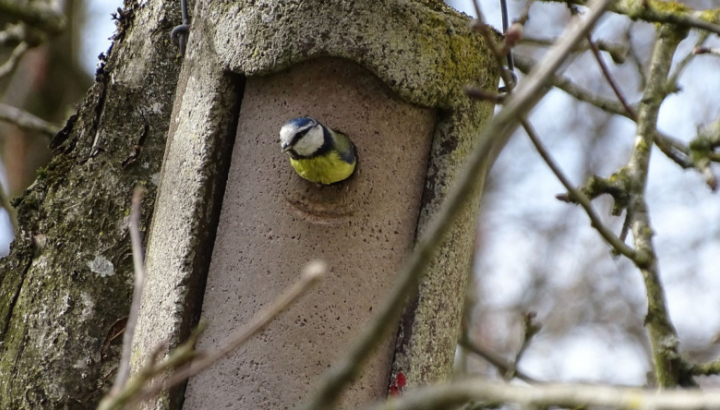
left=331, top=130, right=356, bottom=164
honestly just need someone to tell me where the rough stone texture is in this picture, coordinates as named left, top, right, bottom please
left=183, top=58, right=436, bottom=409
left=213, top=0, right=492, bottom=110
left=130, top=15, right=242, bottom=410
left=132, top=0, right=498, bottom=408
left=0, top=0, right=185, bottom=408
left=204, top=1, right=498, bottom=390
left=391, top=107, right=495, bottom=390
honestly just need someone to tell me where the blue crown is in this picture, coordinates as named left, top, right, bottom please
left=287, top=117, right=317, bottom=128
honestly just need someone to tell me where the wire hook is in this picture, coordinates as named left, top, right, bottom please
left=171, top=0, right=190, bottom=54
left=499, top=0, right=518, bottom=89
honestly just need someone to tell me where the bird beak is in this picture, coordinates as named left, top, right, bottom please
left=282, top=143, right=291, bottom=153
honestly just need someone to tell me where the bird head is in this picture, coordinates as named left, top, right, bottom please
left=280, top=117, right=325, bottom=158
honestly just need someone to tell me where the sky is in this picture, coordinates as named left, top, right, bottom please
left=0, top=0, right=122, bottom=256
left=83, top=0, right=123, bottom=74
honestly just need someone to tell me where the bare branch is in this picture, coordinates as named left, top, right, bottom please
left=520, top=36, right=629, bottom=63
left=692, top=360, right=720, bottom=377
left=0, top=41, right=29, bottom=80
left=514, top=54, right=630, bottom=117
left=0, top=179, right=18, bottom=234
left=110, top=187, right=147, bottom=395
left=297, top=1, right=614, bottom=409
left=586, top=34, right=637, bottom=120
left=543, top=0, right=720, bottom=36
left=514, top=54, right=698, bottom=172
left=521, top=119, right=642, bottom=262
left=688, top=115, right=720, bottom=190
left=98, top=261, right=324, bottom=410
left=627, top=24, right=691, bottom=387
left=470, top=0, right=516, bottom=89
left=136, top=262, right=323, bottom=408
left=512, top=313, right=541, bottom=372
left=626, top=26, right=647, bottom=89
left=360, top=378, right=720, bottom=410
left=459, top=337, right=539, bottom=384
left=0, top=0, right=65, bottom=34
left=695, top=46, right=720, bottom=58
left=0, top=103, right=60, bottom=137
left=667, top=32, right=709, bottom=89
left=465, top=86, right=505, bottom=104
left=654, top=133, right=693, bottom=169
left=0, top=23, right=25, bottom=47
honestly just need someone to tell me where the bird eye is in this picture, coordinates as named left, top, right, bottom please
left=290, top=128, right=311, bottom=146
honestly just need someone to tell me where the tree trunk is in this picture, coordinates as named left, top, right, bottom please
left=0, top=1, right=185, bottom=407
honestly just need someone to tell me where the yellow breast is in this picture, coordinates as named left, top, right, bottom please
left=289, top=151, right=356, bottom=185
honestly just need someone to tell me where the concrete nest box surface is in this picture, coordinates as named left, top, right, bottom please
left=132, top=1, right=498, bottom=409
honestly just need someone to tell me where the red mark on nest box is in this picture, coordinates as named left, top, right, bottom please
left=396, top=372, right=406, bottom=388
left=389, top=372, right=406, bottom=396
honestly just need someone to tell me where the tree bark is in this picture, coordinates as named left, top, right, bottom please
left=0, top=1, right=185, bottom=407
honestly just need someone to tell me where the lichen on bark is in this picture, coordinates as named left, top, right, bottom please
left=0, top=1, right=186, bottom=407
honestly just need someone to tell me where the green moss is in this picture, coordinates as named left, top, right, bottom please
left=636, top=138, right=650, bottom=154
left=689, top=136, right=710, bottom=151
left=583, top=171, right=631, bottom=216
left=0, top=0, right=177, bottom=406
left=642, top=225, right=655, bottom=237
left=608, top=167, right=630, bottom=184
left=649, top=0, right=691, bottom=14
left=699, top=9, right=720, bottom=24
left=219, top=0, right=498, bottom=110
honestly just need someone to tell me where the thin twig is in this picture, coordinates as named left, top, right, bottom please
left=691, top=360, right=720, bottom=376
left=98, top=262, right=324, bottom=410
left=128, top=261, right=326, bottom=408
left=514, top=54, right=629, bottom=117
left=111, top=187, right=146, bottom=395
left=459, top=337, right=538, bottom=384
left=586, top=34, right=637, bottom=120
left=543, top=0, right=720, bottom=36
left=470, top=0, right=516, bottom=89
left=297, top=1, right=614, bottom=409
left=521, top=118, right=641, bottom=262
left=359, top=378, right=720, bottom=410
left=688, top=115, right=720, bottom=190
left=625, top=26, right=647, bottom=90
left=512, top=312, right=541, bottom=372
left=654, top=133, right=693, bottom=169
left=520, top=36, right=628, bottom=63
left=465, top=86, right=505, bottom=103
left=97, top=322, right=206, bottom=410
left=0, top=0, right=66, bottom=34
left=618, top=208, right=632, bottom=246
left=667, top=32, right=709, bottom=88
left=695, top=46, right=720, bottom=58
left=514, top=54, right=695, bottom=170
left=0, top=23, right=25, bottom=47
left=0, top=179, right=18, bottom=234
left=0, top=41, right=29, bottom=80
left=0, top=103, right=60, bottom=137
left=516, top=0, right=537, bottom=25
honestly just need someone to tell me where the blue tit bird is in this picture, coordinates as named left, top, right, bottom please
left=279, top=117, right=357, bottom=185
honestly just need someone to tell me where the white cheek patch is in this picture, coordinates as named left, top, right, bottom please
left=293, top=126, right=324, bottom=156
